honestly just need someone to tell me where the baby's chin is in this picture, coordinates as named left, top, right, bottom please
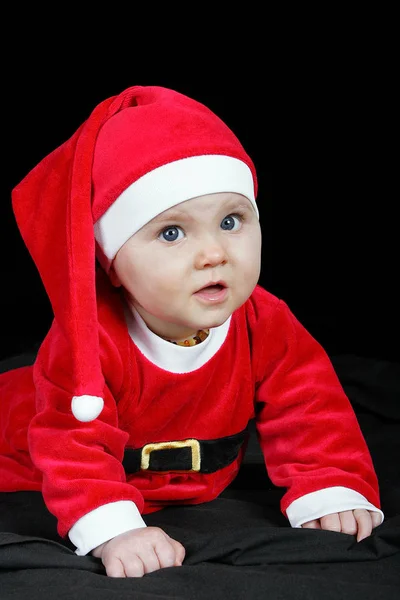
left=197, top=313, right=232, bottom=331
left=196, top=296, right=253, bottom=331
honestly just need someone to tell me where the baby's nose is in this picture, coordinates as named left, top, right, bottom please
left=195, top=240, right=227, bottom=269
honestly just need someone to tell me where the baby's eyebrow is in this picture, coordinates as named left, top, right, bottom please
left=227, top=202, right=253, bottom=212
left=148, top=199, right=253, bottom=228
left=150, top=208, right=194, bottom=226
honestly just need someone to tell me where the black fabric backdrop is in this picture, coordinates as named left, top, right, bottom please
left=1, top=42, right=399, bottom=599
left=0, top=353, right=399, bottom=599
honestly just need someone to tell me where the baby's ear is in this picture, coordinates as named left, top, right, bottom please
left=108, top=264, right=122, bottom=288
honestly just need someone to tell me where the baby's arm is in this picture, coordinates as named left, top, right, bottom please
left=302, top=509, right=382, bottom=541
left=253, top=298, right=383, bottom=535
left=91, top=527, right=185, bottom=578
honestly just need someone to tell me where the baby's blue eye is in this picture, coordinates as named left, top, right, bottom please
left=220, top=214, right=241, bottom=231
left=159, top=226, right=184, bottom=242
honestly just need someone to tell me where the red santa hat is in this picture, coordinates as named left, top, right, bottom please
left=12, top=85, right=258, bottom=422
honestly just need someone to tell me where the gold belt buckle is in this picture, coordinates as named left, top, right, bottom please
left=140, top=439, right=201, bottom=472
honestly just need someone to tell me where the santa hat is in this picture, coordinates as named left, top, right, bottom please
left=12, top=85, right=258, bottom=422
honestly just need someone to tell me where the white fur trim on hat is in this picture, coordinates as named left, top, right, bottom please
left=94, top=155, right=257, bottom=263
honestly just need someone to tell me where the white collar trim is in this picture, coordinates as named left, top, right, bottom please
left=124, top=303, right=231, bottom=373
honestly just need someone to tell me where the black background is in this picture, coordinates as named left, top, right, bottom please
left=1, top=32, right=398, bottom=364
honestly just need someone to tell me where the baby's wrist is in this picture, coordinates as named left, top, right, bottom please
left=91, top=540, right=109, bottom=557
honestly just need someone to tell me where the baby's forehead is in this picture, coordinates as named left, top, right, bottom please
left=152, top=192, right=254, bottom=221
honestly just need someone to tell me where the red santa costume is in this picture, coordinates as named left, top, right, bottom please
left=0, top=85, right=383, bottom=556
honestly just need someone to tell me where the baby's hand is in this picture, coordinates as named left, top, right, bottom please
left=301, top=509, right=382, bottom=541
left=91, top=526, right=185, bottom=577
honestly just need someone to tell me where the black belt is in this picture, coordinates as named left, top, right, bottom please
left=122, top=427, right=249, bottom=474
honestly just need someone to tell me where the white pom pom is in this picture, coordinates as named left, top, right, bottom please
left=71, top=395, right=104, bottom=422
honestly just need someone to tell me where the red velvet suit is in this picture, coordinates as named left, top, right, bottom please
left=0, top=269, right=381, bottom=539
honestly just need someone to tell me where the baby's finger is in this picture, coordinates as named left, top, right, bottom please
left=320, top=513, right=341, bottom=533
left=370, top=511, right=382, bottom=529
left=354, top=509, right=372, bottom=542
left=155, top=534, right=182, bottom=569
left=104, top=556, right=126, bottom=578
left=338, top=510, right=357, bottom=536
left=138, top=549, right=162, bottom=575
left=301, top=519, right=321, bottom=529
left=123, top=554, right=145, bottom=578
left=171, top=539, right=186, bottom=565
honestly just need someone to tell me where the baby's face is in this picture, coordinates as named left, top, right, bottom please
left=109, top=192, right=262, bottom=340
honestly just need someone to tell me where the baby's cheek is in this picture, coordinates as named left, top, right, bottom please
left=241, top=248, right=261, bottom=278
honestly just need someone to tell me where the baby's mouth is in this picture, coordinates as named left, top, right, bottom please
left=199, top=284, right=225, bottom=294
left=194, top=282, right=228, bottom=303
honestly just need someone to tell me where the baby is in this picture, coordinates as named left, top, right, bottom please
left=0, top=85, right=383, bottom=578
